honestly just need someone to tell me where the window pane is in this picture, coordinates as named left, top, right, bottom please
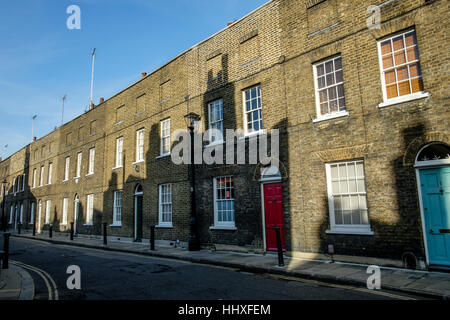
left=335, top=70, right=343, bottom=83
left=318, top=76, right=326, bottom=89
left=398, top=81, right=411, bottom=96
left=382, top=55, right=394, bottom=69
left=330, top=165, right=339, bottom=179
left=409, top=63, right=421, bottom=78
left=392, top=36, right=404, bottom=51
left=394, top=50, right=406, bottom=65
left=334, top=57, right=342, bottom=70
left=317, top=64, right=325, bottom=76
left=384, top=70, right=396, bottom=84
left=411, top=78, right=424, bottom=93
left=397, top=66, right=409, bottom=81
left=404, top=32, right=417, bottom=47
left=406, top=46, right=419, bottom=62
left=328, top=87, right=337, bottom=100
left=386, top=84, right=398, bottom=99
left=326, top=73, right=335, bottom=86
left=325, top=61, right=333, bottom=73
left=380, top=41, right=392, bottom=55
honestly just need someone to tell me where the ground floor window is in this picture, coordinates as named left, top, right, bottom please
left=158, top=184, right=172, bottom=227
left=62, top=198, right=68, bottom=225
left=325, top=160, right=373, bottom=235
left=86, top=194, right=94, bottom=225
left=45, top=200, right=51, bottom=224
left=213, top=176, right=235, bottom=228
left=9, top=205, right=14, bottom=224
left=113, top=190, right=122, bottom=226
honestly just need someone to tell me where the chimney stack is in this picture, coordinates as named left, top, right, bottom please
left=227, top=21, right=234, bottom=26
left=33, top=136, right=36, bottom=142
left=90, top=102, right=95, bottom=110
left=141, top=72, right=147, bottom=79
left=99, top=97, right=105, bottom=104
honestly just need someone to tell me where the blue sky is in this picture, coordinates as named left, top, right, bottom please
left=0, top=0, right=268, bottom=159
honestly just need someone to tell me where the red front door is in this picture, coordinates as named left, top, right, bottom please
left=264, top=183, right=285, bottom=251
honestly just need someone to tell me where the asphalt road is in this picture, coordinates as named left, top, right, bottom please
left=3, top=237, right=427, bottom=300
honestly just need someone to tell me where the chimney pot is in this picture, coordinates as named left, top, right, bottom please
left=227, top=21, right=234, bottom=26
left=100, top=97, right=105, bottom=103
left=141, top=72, right=147, bottom=79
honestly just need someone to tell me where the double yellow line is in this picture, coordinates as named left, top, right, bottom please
left=10, top=260, right=59, bottom=300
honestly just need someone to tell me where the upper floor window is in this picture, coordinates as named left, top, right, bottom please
left=39, top=166, right=45, bottom=187
left=313, top=56, right=346, bottom=119
left=325, top=160, right=373, bottom=235
left=32, top=168, right=37, bottom=188
left=47, top=163, right=53, bottom=185
left=21, top=174, right=25, bottom=191
left=378, top=29, right=425, bottom=105
left=160, top=119, right=171, bottom=156
left=243, top=85, right=263, bottom=135
left=76, top=152, right=82, bottom=178
left=116, top=137, right=123, bottom=168
left=64, top=157, right=70, bottom=181
left=88, top=148, right=95, bottom=175
left=208, top=99, right=224, bottom=143
left=136, top=129, right=145, bottom=162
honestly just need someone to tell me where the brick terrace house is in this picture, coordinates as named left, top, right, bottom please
left=1, top=0, right=449, bottom=269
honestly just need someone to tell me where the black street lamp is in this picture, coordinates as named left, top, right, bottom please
left=184, top=112, right=201, bottom=251
left=1, top=179, right=7, bottom=232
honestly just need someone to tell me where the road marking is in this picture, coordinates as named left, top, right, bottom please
left=265, top=274, right=417, bottom=300
left=10, top=260, right=59, bottom=300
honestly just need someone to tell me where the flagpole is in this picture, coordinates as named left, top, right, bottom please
left=31, top=115, right=37, bottom=142
left=89, top=48, right=96, bottom=105
left=62, top=94, right=67, bottom=126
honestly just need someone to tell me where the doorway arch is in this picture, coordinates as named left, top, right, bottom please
left=134, top=184, right=144, bottom=242
left=415, top=142, right=450, bottom=267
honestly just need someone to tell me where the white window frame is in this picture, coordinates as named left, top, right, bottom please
left=86, top=194, right=94, bottom=225
left=158, top=184, right=173, bottom=227
left=62, top=198, right=68, bottom=225
left=160, top=119, right=171, bottom=156
left=47, top=163, right=53, bottom=185
left=30, top=202, right=35, bottom=225
left=32, top=168, right=37, bottom=188
left=19, top=203, right=24, bottom=224
left=76, top=152, right=82, bottom=178
left=208, top=99, right=224, bottom=144
left=115, top=137, right=123, bottom=168
left=45, top=200, right=51, bottom=224
left=39, top=166, right=45, bottom=187
left=325, top=160, right=373, bottom=235
left=211, top=176, right=236, bottom=230
left=88, top=148, right=95, bottom=175
left=377, top=29, right=429, bottom=108
left=112, top=190, right=123, bottom=226
left=136, top=129, right=145, bottom=163
left=64, top=157, right=70, bottom=181
left=312, top=55, right=349, bottom=122
left=9, top=205, right=14, bottom=224
left=243, top=85, right=264, bottom=136
left=21, top=174, right=25, bottom=192
left=12, top=177, right=16, bottom=194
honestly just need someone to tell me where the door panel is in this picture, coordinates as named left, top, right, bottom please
left=420, top=168, right=450, bottom=266
left=264, top=183, right=285, bottom=251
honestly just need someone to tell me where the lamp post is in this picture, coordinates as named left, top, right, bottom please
left=1, top=179, right=7, bottom=232
left=184, top=112, right=201, bottom=251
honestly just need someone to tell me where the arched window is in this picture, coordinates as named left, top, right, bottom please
left=135, top=184, right=143, bottom=195
left=415, top=143, right=450, bottom=167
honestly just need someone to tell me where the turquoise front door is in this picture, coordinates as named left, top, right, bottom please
left=420, top=167, right=450, bottom=266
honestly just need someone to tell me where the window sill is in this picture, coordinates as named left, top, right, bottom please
left=378, top=92, right=430, bottom=108
left=114, top=121, right=124, bottom=126
left=62, top=180, right=68, bottom=183
left=313, top=111, right=349, bottom=123
left=209, top=225, right=237, bottom=231
left=110, top=223, right=122, bottom=227
left=86, top=173, right=94, bottom=177
left=155, top=224, right=173, bottom=229
left=156, top=153, right=171, bottom=159
left=132, top=160, right=145, bottom=165
left=239, top=130, right=267, bottom=140
left=325, top=228, right=374, bottom=236
left=112, top=166, right=123, bottom=171
left=74, top=176, right=81, bottom=180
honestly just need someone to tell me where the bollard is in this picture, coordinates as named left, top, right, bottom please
left=32, top=222, right=36, bottom=236
left=18, top=223, right=22, bottom=235
left=2, top=233, right=10, bottom=269
left=70, top=222, right=74, bottom=241
left=49, top=225, right=53, bottom=238
left=273, top=226, right=285, bottom=267
left=103, top=222, right=107, bottom=245
left=150, top=225, right=155, bottom=251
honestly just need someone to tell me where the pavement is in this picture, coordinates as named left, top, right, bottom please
left=0, top=263, right=35, bottom=300
left=7, top=231, right=450, bottom=300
